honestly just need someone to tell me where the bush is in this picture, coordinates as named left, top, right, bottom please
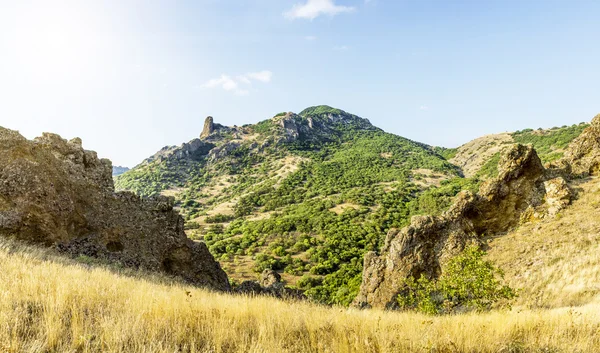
left=397, top=246, right=516, bottom=314
left=205, top=214, right=235, bottom=223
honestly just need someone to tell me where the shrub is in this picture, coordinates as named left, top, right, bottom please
left=205, top=214, right=235, bottom=223
left=397, top=246, right=516, bottom=314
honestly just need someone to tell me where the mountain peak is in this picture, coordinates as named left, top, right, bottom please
left=299, top=105, right=347, bottom=117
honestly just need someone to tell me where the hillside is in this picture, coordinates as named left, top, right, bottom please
left=447, top=123, right=589, bottom=177
left=116, top=106, right=467, bottom=305
left=487, top=178, right=600, bottom=309
left=1, top=238, right=599, bottom=353
left=115, top=107, right=590, bottom=305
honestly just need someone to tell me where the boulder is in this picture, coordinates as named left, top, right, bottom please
left=234, top=269, right=304, bottom=299
left=260, top=269, right=282, bottom=288
left=0, top=127, right=230, bottom=291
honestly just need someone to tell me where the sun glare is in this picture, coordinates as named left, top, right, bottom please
left=9, top=2, right=108, bottom=81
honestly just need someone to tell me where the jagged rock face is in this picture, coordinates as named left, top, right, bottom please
left=279, top=113, right=300, bottom=142
left=562, top=114, right=600, bottom=176
left=143, top=139, right=215, bottom=164
left=353, top=144, right=554, bottom=309
left=201, top=116, right=215, bottom=138
left=470, top=144, right=546, bottom=234
left=0, top=128, right=230, bottom=291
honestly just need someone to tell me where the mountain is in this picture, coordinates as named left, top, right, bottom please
left=112, top=165, right=130, bottom=176
left=116, top=106, right=465, bottom=304
left=115, top=106, right=590, bottom=305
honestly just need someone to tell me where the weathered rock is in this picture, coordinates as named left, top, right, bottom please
left=562, top=115, right=600, bottom=176
left=353, top=144, right=552, bottom=309
left=208, top=141, right=241, bottom=162
left=235, top=280, right=264, bottom=295
left=0, top=127, right=230, bottom=291
left=200, top=116, right=215, bottom=138
left=544, top=177, right=572, bottom=216
left=260, top=269, right=282, bottom=288
left=234, top=269, right=305, bottom=299
left=280, top=113, right=299, bottom=141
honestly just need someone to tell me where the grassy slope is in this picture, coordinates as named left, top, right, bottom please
left=1, top=238, right=599, bottom=353
left=487, top=176, right=600, bottom=309
left=447, top=123, right=589, bottom=178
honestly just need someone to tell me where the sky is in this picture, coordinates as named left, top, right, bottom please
left=1, top=0, right=599, bottom=167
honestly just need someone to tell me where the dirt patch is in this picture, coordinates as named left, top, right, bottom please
left=329, top=203, right=361, bottom=215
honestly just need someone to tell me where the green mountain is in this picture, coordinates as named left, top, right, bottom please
left=115, top=106, right=586, bottom=305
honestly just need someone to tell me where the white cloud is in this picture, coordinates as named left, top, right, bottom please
left=202, top=70, right=272, bottom=95
left=245, top=70, right=273, bottom=83
left=305, top=35, right=317, bottom=41
left=284, top=0, right=355, bottom=20
left=419, top=105, right=430, bottom=111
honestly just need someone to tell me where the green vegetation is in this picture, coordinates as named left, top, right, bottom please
left=299, top=105, right=345, bottom=116
left=432, top=146, right=458, bottom=160
left=397, top=246, right=516, bottom=315
left=476, top=152, right=501, bottom=179
left=114, top=106, right=502, bottom=306
left=512, top=123, right=588, bottom=163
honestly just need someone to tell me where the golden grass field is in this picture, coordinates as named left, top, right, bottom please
left=0, top=237, right=599, bottom=353
left=2, top=177, right=600, bottom=353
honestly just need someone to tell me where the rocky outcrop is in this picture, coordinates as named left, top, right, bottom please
left=353, top=144, right=564, bottom=309
left=0, top=128, right=230, bottom=291
left=234, top=269, right=304, bottom=299
left=143, top=139, right=215, bottom=164
left=562, top=114, right=600, bottom=176
left=201, top=116, right=215, bottom=138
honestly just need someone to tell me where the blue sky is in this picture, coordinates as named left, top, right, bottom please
left=1, top=0, right=599, bottom=167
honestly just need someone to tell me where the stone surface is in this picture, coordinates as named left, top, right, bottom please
left=201, top=116, right=215, bottom=138
left=544, top=177, right=572, bottom=216
left=0, top=127, right=230, bottom=291
left=260, top=269, right=282, bottom=288
left=234, top=269, right=304, bottom=299
left=353, top=144, right=551, bottom=309
left=562, top=115, right=600, bottom=176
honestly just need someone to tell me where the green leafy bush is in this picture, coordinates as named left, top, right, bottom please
left=397, top=246, right=516, bottom=314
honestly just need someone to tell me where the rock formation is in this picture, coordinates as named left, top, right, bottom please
left=201, top=116, right=215, bottom=138
left=353, top=144, right=571, bottom=309
left=234, top=269, right=304, bottom=299
left=0, top=127, right=230, bottom=291
left=562, top=114, right=600, bottom=176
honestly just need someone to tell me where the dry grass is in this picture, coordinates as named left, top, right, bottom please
left=487, top=176, right=600, bottom=309
left=450, top=133, right=513, bottom=177
left=1, top=239, right=600, bottom=352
